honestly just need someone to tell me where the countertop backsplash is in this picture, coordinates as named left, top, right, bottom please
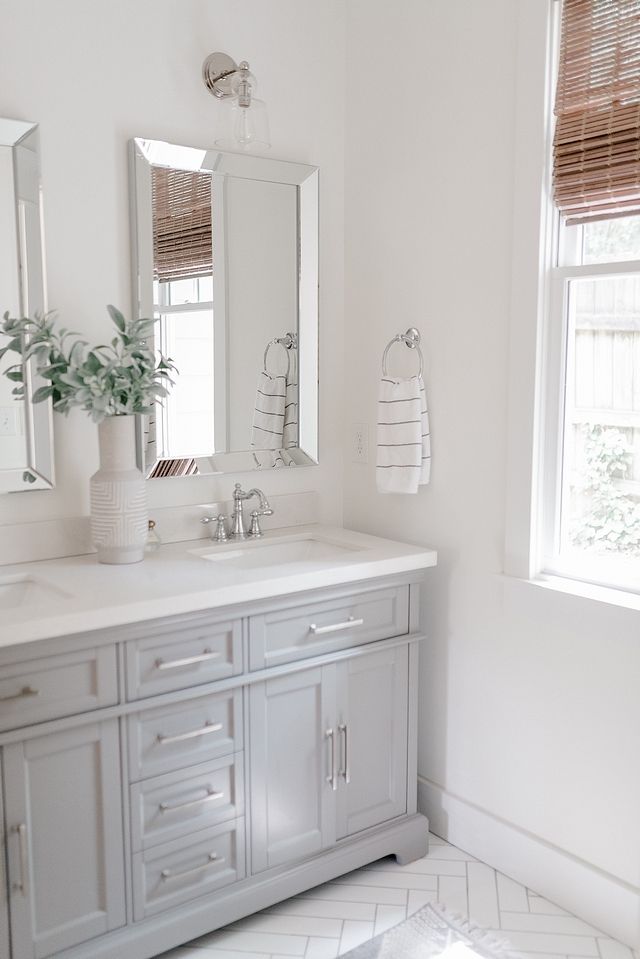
left=0, top=490, right=320, bottom=567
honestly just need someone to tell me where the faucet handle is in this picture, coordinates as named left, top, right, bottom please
left=248, top=510, right=263, bottom=538
left=214, top=514, right=228, bottom=542
left=201, top=513, right=229, bottom=542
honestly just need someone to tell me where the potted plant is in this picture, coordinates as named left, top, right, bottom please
left=0, top=305, right=176, bottom=564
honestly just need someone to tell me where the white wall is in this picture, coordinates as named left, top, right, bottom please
left=0, top=0, right=345, bottom=527
left=344, top=0, right=640, bottom=944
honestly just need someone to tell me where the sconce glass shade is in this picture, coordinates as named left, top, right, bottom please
left=214, top=96, right=271, bottom=152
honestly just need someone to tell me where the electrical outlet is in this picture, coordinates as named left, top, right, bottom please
left=353, top=423, right=369, bottom=464
left=0, top=407, right=16, bottom=437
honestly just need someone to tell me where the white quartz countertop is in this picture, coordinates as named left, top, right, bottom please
left=0, top=525, right=437, bottom=649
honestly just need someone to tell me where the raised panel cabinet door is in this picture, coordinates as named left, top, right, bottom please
left=250, top=665, right=337, bottom=873
left=336, top=645, right=409, bottom=839
left=0, top=763, right=9, bottom=959
left=4, top=720, right=126, bottom=959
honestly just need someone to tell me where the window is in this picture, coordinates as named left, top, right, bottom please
left=154, top=276, right=215, bottom=459
left=540, top=0, right=640, bottom=592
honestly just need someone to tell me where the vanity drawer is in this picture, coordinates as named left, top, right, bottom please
left=130, top=753, right=244, bottom=852
left=128, top=689, right=243, bottom=781
left=0, top=646, right=117, bottom=732
left=125, top=619, right=242, bottom=700
left=249, top=585, right=409, bottom=669
left=132, top=818, right=245, bottom=920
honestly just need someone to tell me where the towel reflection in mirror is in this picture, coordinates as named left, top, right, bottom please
left=251, top=334, right=298, bottom=465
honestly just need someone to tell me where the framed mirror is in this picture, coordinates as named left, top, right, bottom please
left=0, top=118, right=54, bottom=492
left=129, top=138, right=319, bottom=477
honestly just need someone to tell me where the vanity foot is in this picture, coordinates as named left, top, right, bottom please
left=394, top=833, right=429, bottom=866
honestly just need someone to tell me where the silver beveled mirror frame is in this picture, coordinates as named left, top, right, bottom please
left=129, top=138, right=319, bottom=477
left=0, top=119, right=54, bottom=493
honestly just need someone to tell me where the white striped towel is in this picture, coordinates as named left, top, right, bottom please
left=376, top=374, right=431, bottom=494
left=251, top=372, right=286, bottom=450
left=282, top=347, right=298, bottom=450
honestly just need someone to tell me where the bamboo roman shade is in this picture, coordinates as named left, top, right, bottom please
left=553, top=0, right=640, bottom=224
left=151, top=167, right=213, bottom=282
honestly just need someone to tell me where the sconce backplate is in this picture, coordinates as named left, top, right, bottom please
left=202, top=52, right=239, bottom=98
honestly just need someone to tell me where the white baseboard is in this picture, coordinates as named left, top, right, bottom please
left=418, top=776, right=640, bottom=950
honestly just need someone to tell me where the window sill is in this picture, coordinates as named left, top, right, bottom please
left=522, top=571, right=640, bottom=613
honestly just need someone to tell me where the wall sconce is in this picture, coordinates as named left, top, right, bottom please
left=202, top=52, right=270, bottom=152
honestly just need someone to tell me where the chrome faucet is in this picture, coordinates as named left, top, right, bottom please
left=231, top=483, right=273, bottom=539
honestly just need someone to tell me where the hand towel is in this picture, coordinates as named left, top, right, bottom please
left=251, top=371, right=286, bottom=450
left=282, top=347, right=298, bottom=450
left=377, top=374, right=431, bottom=494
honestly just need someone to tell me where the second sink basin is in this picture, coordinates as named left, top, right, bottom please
left=0, top=575, right=71, bottom=610
left=190, top=535, right=365, bottom=571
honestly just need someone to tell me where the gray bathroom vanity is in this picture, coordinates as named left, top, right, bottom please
left=0, top=527, right=436, bottom=959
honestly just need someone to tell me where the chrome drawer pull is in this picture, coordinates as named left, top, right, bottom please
left=0, top=686, right=39, bottom=704
left=338, top=722, right=350, bottom=784
left=12, top=824, right=29, bottom=897
left=157, top=720, right=223, bottom=746
left=155, top=649, right=221, bottom=671
left=159, top=788, right=224, bottom=814
left=309, top=616, right=364, bottom=636
left=325, top=728, right=337, bottom=791
left=160, top=852, right=223, bottom=882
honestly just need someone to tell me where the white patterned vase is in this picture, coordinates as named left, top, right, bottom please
left=90, top=415, right=148, bottom=565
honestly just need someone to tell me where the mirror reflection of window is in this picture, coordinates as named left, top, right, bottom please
left=150, top=167, right=214, bottom=469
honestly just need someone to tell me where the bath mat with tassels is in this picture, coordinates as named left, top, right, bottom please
left=340, top=902, right=522, bottom=959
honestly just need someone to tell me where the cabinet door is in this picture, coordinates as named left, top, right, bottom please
left=0, top=765, right=9, bottom=959
left=4, top=720, right=125, bottom=959
left=250, top=666, right=337, bottom=872
left=336, top=646, right=408, bottom=839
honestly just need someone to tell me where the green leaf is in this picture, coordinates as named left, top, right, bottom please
left=85, top=351, right=103, bottom=374
left=6, top=370, right=23, bottom=382
left=107, top=304, right=126, bottom=333
left=134, top=320, right=155, bottom=338
left=32, top=385, right=54, bottom=403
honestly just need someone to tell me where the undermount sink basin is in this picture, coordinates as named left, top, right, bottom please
left=0, top=575, right=71, bottom=610
left=190, top=536, right=366, bottom=571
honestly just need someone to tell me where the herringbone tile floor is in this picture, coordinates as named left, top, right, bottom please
left=158, top=833, right=637, bottom=959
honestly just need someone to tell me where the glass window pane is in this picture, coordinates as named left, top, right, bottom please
left=198, top=275, right=213, bottom=301
left=167, top=277, right=198, bottom=305
left=560, top=275, right=640, bottom=564
left=157, top=308, right=215, bottom=457
left=582, top=215, right=640, bottom=265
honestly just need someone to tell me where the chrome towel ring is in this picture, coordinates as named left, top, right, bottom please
left=263, top=331, right=297, bottom=378
left=382, top=327, right=423, bottom=377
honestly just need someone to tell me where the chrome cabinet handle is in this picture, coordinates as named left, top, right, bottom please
left=0, top=686, right=39, bottom=704
left=12, top=824, right=28, bottom=897
left=157, top=720, right=223, bottom=746
left=309, top=616, right=364, bottom=636
left=160, top=852, right=223, bottom=882
left=155, top=649, right=221, bottom=671
left=325, top=728, right=337, bottom=791
left=338, top=723, right=350, bottom=784
left=159, top=788, right=224, bottom=814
